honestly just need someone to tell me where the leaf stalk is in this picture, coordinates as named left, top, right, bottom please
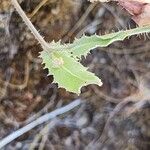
left=11, top=0, right=50, bottom=50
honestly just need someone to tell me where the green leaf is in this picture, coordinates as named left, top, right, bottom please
left=67, top=33, right=126, bottom=58
left=40, top=50, right=102, bottom=94
left=67, top=25, right=150, bottom=58
left=39, top=25, right=150, bottom=94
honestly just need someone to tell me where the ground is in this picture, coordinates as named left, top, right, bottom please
left=0, top=0, right=150, bottom=149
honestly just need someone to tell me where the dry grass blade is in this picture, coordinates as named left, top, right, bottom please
left=0, top=99, right=81, bottom=149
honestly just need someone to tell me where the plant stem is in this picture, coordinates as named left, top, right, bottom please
left=11, top=0, right=50, bottom=50
left=28, top=0, right=49, bottom=18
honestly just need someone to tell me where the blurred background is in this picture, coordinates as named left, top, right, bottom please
left=0, top=0, right=150, bottom=149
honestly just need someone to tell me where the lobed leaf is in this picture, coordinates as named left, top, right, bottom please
left=67, top=33, right=123, bottom=58
left=40, top=25, right=150, bottom=94
left=67, top=25, right=150, bottom=58
left=40, top=49, right=102, bottom=94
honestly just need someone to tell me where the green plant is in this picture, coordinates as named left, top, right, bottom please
left=12, top=0, right=150, bottom=94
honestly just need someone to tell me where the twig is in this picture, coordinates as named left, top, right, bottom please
left=28, top=0, right=49, bottom=18
left=0, top=99, right=81, bottom=149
